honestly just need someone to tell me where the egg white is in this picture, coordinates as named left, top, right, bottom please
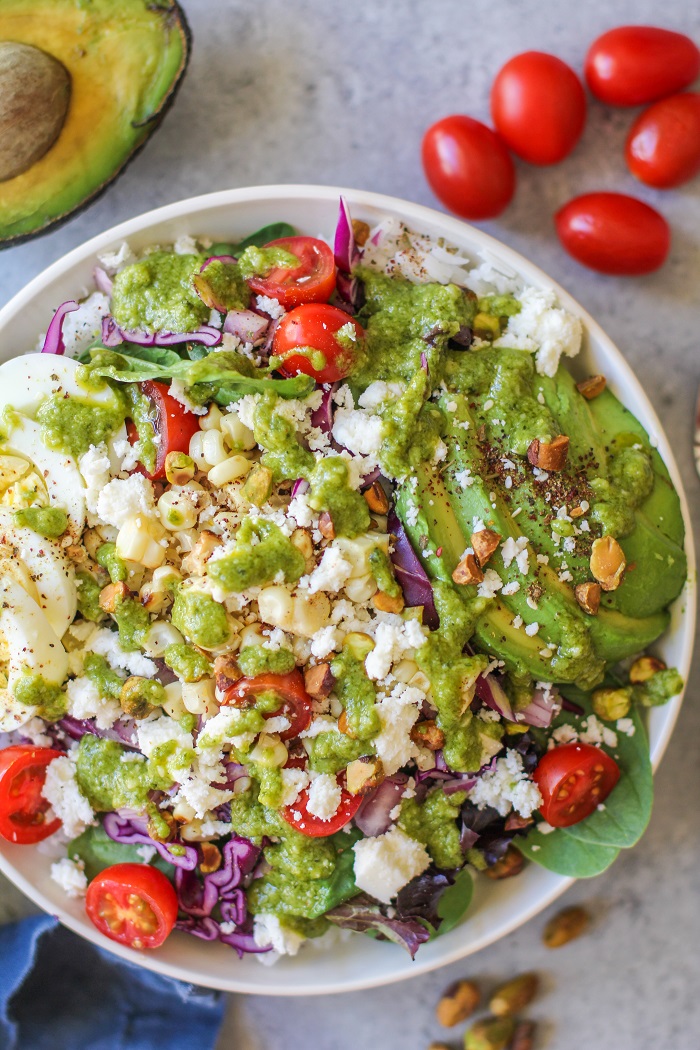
left=0, top=574, right=68, bottom=732
left=0, top=509, right=77, bottom=638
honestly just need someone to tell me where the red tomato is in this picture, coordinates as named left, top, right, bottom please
left=85, top=863, right=178, bottom=950
left=534, top=742, right=621, bottom=827
left=490, top=52, right=586, bottom=165
left=0, top=746, right=64, bottom=844
left=585, top=26, right=700, bottom=106
left=273, top=303, right=364, bottom=383
left=281, top=775, right=363, bottom=837
left=126, top=380, right=201, bottom=480
left=223, top=670, right=312, bottom=741
left=555, top=192, right=670, bottom=275
left=626, top=92, right=700, bottom=189
left=422, top=115, right=516, bottom=220
left=247, top=236, right=336, bottom=309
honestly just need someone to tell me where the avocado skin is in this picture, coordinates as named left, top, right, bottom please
left=0, top=0, right=191, bottom=248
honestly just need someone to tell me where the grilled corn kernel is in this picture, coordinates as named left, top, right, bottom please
left=115, top=517, right=167, bottom=569
left=207, top=455, right=253, bottom=487
left=200, top=404, right=223, bottom=431
left=157, top=489, right=198, bottom=531
left=141, top=621, right=184, bottom=658
left=220, top=413, right=256, bottom=451
left=249, top=733, right=288, bottom=769
left=201, top=429, right=228, bottom=466
left=162, top=681, right=186, bottom=720
left=181, top=677, right=218, bottom=716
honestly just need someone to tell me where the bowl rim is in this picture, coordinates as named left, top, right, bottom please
left=0, top=184, right=694, bottom=995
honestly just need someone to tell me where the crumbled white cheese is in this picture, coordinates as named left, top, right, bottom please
left=455, top=468, right=474, bottom=489
left=373, top=686, right=423, bottom=775
left=298, top=546, right=353, bottom=594
left=253, top=913, right=305, bottom=956
left=616, top=717, right=636, bottom=737
left=468, top=750, right=542, bottom=818
left=364, top=619, right=427, bottom=681
left=65, top=676, right=121, bottom=730
left=136, top=715, right=194, bottom=759
left=79, top=444, right=113, bottom=517
left=50, top=857, right=88, bottom=899
left=255, top=294, right=286, bottom=320
left=87, top=628, right=158, bottom=678
left=306, top=773, right=342, bottom=820
left=95, top=474, right=156, bottom=529
left=279, top=768, right=311, bottom=808
left=97, top=241, right=136, bottom=274
left=495, top=286, right=582, bottom=377
left=332, top=407, right=384, bottom=456
left=42, top=756, right=95, bottom=839
left=477, top=569, right=504, bottom=599
left=352, top=826, right=430, bottom=903
left=580, top=714, right=618, bottom=749
left=502, top=580, right=520, bottom=595
left=524, top=622, right=540, bottom=636
left=501, top=536, right=530, bottom=575
left=310, top=625, right=341, bottom=659
left=169, top=379, right=208, bottom=415
left=358, top=381, right=406, bottom=410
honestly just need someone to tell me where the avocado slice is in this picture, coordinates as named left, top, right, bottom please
left=0, top=0, right=190, bottom=246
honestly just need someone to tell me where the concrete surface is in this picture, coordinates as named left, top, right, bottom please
left=0, top=1, right=697, bottom=1047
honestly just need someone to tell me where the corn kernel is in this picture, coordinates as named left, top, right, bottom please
left=200, top=404, right=223, bottom=431
left=201, top=430, right=228, bottom=466
left=207, top=455, right=253, bottom=487
left=220, top=413, right=256, bottom=451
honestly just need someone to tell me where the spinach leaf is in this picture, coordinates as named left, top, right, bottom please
left=85, top=347, right=314, bottom=402
left=518, top=829, right=620, bottom=877
left=209, top=222, right=297, bottom=258
left=435, top=867, right=473, bottom=935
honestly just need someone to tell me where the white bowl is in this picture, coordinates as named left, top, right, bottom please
left=0, top=186, right=694, bottom=995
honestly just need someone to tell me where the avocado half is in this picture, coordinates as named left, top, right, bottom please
left=0, top=0, right=191, bottom=247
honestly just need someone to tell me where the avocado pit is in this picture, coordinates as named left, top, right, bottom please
left=0, top=41, right=71, bottom=181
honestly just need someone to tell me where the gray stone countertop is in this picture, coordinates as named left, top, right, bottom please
left=0, top=1, right=698, bottom=1047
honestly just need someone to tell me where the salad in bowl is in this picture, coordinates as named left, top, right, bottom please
left=0, top=188, right=690, bottom=979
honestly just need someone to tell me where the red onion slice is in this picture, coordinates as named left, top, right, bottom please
left=41, top=300, right=80, bottom=355
left=291, top=478, right=310, bottom=498
left=93, top=267, right=113, bottom=296
left=100, top=316, right=222, bottom=348
left=310, top=384, right=335, bottom=434
left=223, top=309, right=269, bottom=344
left=518, top=685, right=561, bottom=728
left=387, top=510, right=438, bottom=628
left=354, top=774, right=408, bottom=837
left=333, top=196, right=359, bottom=274
left=475, top=673, right=515, bottom=722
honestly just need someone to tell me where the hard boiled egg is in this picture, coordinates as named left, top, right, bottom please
left=0, top=508, right=77, bottom=637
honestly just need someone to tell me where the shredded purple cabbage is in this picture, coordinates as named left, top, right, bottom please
left=103, top=812, right=198, bottom=870
left=58, top=715, right=138, bottom=749
left=41, top=300, right=80, bottom=355
left=354, top=774, right=407, bottom=837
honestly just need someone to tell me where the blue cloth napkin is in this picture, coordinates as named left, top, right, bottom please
left=0, top=914, right=225, bottom=1050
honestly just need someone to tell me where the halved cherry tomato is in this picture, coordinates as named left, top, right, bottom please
left=85, top=863, right=178, bottom=950
left=626, top=93, right=700, bottom=189
left=555, top=192, right=670, bottom=275
left=222, top=670, right=312, bottom=741
left=281, top=775, right=363, bottom=837
left=247, top=236, right=336, bottom=309
left=585, top=26, right=700, bottom=106
left=126, top=380, right=201, bottom=480
left=273, top=303, right=364, bottom=383
left=533, top=742, right=620, bottom=828
left=491, top=51, right=586, bottom=165
left=0, top=745, right=64, bottom=844
left=422, top=115, right=516, bottom=220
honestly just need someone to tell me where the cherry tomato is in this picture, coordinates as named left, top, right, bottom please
left=490, top=52, right=586, bottom=165
left=281, top=775, right=363, bottom=837
left=126, top=380, right=201, bottom=480
left=0, top=746, right=64, bottom=844
left=247, top=236, right=336, bottom=309
left=585, top=26, right=700, bottom=106
left=625, top=92, right=700, bottom=189
left=555, top=192, right=670, bottom=275
left=273, top=303, right=364, bottom=384
left=422, top=115, right=516, bottom=220
left=85, top=863, right=178, bottom=950
left=223, top=670, right=312, bottom=741
left=534, top=742, right=621, bottom=827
